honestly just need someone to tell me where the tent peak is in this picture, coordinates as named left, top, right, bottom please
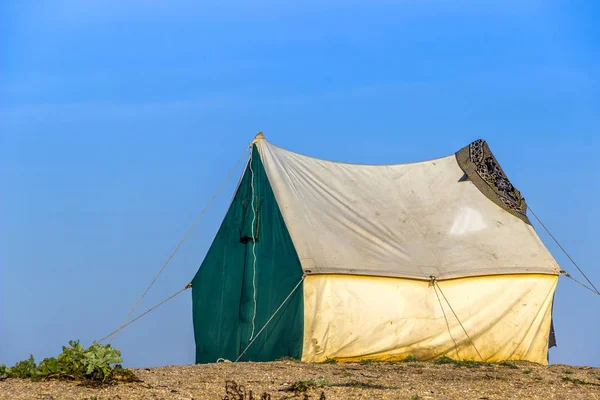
left=250, top=132, right=265, bottom=147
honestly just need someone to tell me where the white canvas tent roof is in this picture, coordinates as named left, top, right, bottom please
left=256, top=137, right=561, bottom=280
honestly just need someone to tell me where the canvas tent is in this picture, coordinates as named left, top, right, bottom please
left=191, top=134, right=561, bottom=365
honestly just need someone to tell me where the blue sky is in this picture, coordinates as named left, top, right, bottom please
left=1, top=1, right=598, bottom=367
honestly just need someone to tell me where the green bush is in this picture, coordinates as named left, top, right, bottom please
left=433, top=356, right=455, bottom=365
left=0, top=365, right=9, bottom=381
left=7, top=355, right=38, bottom=380
left=0, top=340, right=138, bottom=384
left=289, top=378, right=328, bottom=392
left=434, top=356, right=484, bottom=368
left=497, top=361, right=518, bottom=369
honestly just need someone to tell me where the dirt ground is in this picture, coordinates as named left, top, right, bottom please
left=1, top=359, right=599, bottom=400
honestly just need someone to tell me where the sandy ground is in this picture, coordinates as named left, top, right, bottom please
left=1, top=360, right=599, bottom=400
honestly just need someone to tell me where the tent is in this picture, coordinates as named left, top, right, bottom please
left=191, top=133, right=561, bottom=364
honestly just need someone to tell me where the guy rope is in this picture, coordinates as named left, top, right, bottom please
left=99, top=146, right=251, bottom=343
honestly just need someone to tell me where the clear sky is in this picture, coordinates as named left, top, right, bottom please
left=1, top=1, right=598, bottom=368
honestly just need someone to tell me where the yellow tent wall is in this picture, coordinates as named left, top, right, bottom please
left=302, top=274, right=557, bottom=364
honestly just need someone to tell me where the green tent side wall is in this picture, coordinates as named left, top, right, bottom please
left=191, top=145, right=304, bottom=363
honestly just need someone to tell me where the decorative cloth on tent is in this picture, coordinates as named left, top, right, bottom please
left=455, top=139, right=529, bottom=224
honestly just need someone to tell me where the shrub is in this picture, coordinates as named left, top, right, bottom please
left=0, top=365, right=8, bottom=381
left=0, top=340, right=138, bottom=384
left=497, top=361, right=518, bottom=369
left=433, top=356, right=455, bottom=365
left=7, top=355, right=38, bottom=380
left=289, top=378, right=328, bottom=392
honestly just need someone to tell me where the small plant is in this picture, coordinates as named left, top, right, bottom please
left=402, top=355, right=420, bottom=363
left=289, top=378, right=328, bottom=392
left=321, top=357, right=338, bottom=364
left=563, top=369, right=573, bottom=375
left=37, top=357, right=60, bottom=377
left=0, top=365, right=9, bottom=381
left=434, top=356, right=484, bottom=368
left=433, top=356, right=455, bottom=365
left=561, top=376, right=600, bottom=386
left=82, top=341, right=123, bottom=382
left=8, top=355, right=38, bottom=380
left=523, top=369, right=532, bottom=374
left=359, top=359, right=374, bottom=365
left=411, top=395, right=422, bottom=400
left=497, top=361, right=518, bottom=369
left=461, top=360, right=484, bottom=368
